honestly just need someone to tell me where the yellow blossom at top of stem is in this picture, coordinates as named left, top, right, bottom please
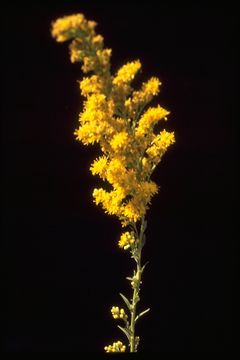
left=113, top=60, right=141, bottom=86
left=51, top=14, right=96, bottom=42
left=52, top=13, right=175, bottom=227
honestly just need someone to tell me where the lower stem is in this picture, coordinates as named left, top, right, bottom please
left=129, top=218, right=145, bottom=352
left=130, top=264, right=141, bottom=352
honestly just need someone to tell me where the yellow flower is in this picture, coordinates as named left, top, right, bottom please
left=119, top=308, right=127, bottom=319
left=92, top=34, right=104, bottom=48
left=90, top=156, right=108, bottom=179
left=139, top=180, right=159, bottom=203
left=125, top=77, right=161, bottom=118
left=51, top=14, right=97, bottom=43
left=122, top=198, right=145, bottom=223
left=97, top=49, right=112, bottom=69
left=146, top=130, right=175, bottom=162
left=82, top=56, right=98, bottom=73
left=121, top=181, right=158, bottom=223
left=143, top=77, right=161, bottom=97
left=69, top=39, right=84, bottom=63
left=111, top=306, right=128, bottom=320
left=118, top=231, right=135, bottom=249
left=79, top=75, right=103, bottom=96
left=92, top=187, right=126, bottom=217
left=74, top=121, right=105, bottom=145
left=92, top=188, right=108, bottom=206
left=110, top=131, right=128, bottom=151
left=113, top=60, right=141, bottom=86
left=106, top=158, right=127, bottom=185
left=104, top=341, right=126, bottom=352
left=111, top=306, right=120, bottom=319
left=84, top=93, right=107, bottom=111
left=135, top=105, right=170, bottom=137
left=51, top=14, right=86, bottom=42
left=75, top=93, right=115, bottom=145
left=52, top=13, right=175, bottom=229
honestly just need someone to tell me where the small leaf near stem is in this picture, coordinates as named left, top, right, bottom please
left=141, top=261, right=149, bottom=274
left=118, top=325, right=132, bottom=342
left=134, top=308, right=150, bottom=323
left=119, top=293, right=132, bottom=311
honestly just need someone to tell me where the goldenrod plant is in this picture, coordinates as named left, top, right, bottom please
left=51, top=13, right=175, bottom=353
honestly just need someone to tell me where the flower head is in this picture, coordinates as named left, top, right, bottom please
left=146, top=129, right=175, bottom=165
left=111, top=306, right=128, bottom=321
left=104, top=341, right=126, bottom=352
left=135, top=105, right=170, bottom=137
left=113, top=60, right=141, bottom=86
left=51, top=14, right=95, bottom=42
left=118, top=231, right=135, bottom=249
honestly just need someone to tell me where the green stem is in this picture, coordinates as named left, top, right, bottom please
left=129, top=217, right=145, bottom=352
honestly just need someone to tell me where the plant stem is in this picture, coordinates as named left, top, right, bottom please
left=129, top=217, right=145, bottom=352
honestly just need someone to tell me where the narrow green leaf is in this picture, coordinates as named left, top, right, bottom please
left=119, top=292, right=132, bottom=311
left=135, top=308, right=150, bottom=323
left=118, top=325, right=131, bottom=342
left=141, top=261, right=149, bottom=274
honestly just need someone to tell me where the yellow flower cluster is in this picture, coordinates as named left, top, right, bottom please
left=111, top=306, right=128, bottom=321
left=74, top=94, right=113, bottom=145
left=110, top=131, right=128, bottom=151
left=146, top=129, right=175, bottom=165
left=135, top=105, right=170, bottom=137
left=104, top=341, right=126, bottom=353
left=113, top=60, right=141, bottom=86
left=90, top=156, right=108, bottom=179
left=118, top=231, right=135, bottom=249
left=52, top=13, right=112, bottom=81
left=79, top=75, right=104, bottom=97
left=51, top=13, right=175, bottom=228
left=92, top=178, right=158, bottom=224
left=125, top=77, right=161, bottom=119
left=51, top=14, right=96, bottom=43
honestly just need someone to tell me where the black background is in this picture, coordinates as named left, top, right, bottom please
left=2, top=1, right=238, bottom=353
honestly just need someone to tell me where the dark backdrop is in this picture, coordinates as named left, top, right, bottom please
left=2, top=1, right=238, bottom=352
